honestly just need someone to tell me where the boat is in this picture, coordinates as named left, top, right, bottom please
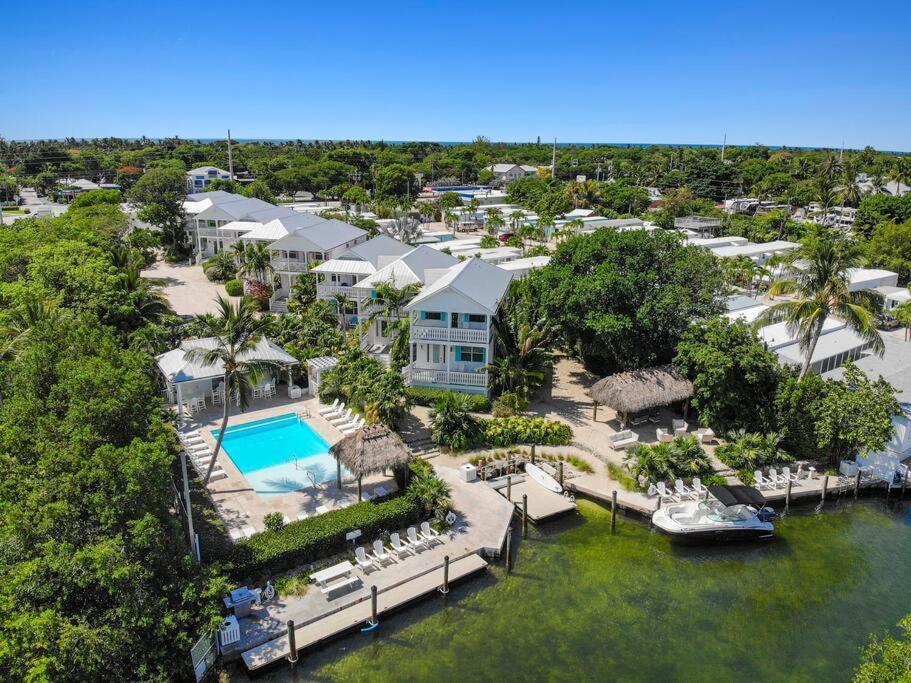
left=651, top=485, right=775, bottom=541
left=525, top=463, right=563, bottom=493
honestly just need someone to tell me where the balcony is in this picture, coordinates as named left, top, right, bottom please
left=317, top=283, right=362, bottom=299
left=410, top=324, right=488, bottom=344
left=406, top=366, right=488, bottom=388
left=271, top=258, right=310, bottom=273
left=195, top=227, right=221, bottom=238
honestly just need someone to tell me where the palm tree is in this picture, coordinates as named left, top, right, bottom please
left=891, top=157, right=911, bottom=194
left=485, top=207, right=504, bottom=236
left=755, top=239, right=884, bottom=378
left=813, top=175, right=838, bottom=227
left=0, top=297, right=65, bottom=360
left=894, top=301, right=911, bottom=342
left=238, top=241, right=274, bottom=286
left=183, top=295, right=278, bottom=483
left=509, top=210, right=525, bottom=231
left=482, top=298, right=553, bottom=399
left=231, top=241, right=248, bottom=267
left=116, top=264, right=173, bottom=324
left=331, top=292, right=352, bottom=330
left=839, top=158, right=864, bottom=208
left=443, top=210, right=459, bottom=235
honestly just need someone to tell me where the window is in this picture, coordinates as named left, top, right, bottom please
left=424, top=311, right=443, bottom=321
left=207, top=220, right=216, bottom=227
left=466, top=313, right=485, bottom=324
left=457, top=346, right=485, bottom=363
left=288, top=251, right=298, bottom=259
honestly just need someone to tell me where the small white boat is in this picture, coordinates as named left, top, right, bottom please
left=652, top=485, right=775, bottom=542
left=525, top=463, right=562, bottom=493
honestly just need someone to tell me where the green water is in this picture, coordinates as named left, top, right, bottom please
left=271, top=499, right=911, bottom=682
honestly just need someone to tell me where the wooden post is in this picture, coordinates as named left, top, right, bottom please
left=593, top=402, right=598, bottom=422
left=785, top=479, right=792, bottom=512
left=505, top=527, right=512, bottom=575
left=286, top=620, right=298, bottom=665
left=611, top=490, right=618, bottom=533
left=558, top=462, right=564, bottom=487
left=522, top=494, right=528, bottom=537
left=854, top=469, right=862, bottom=500
left=368, top=585, right=378, bottom=626
left=506, top=476, right=512, bottom=502
left=530, top=444, right=536, bottom=465
left=357, top=476, right=363, bottom=501
left=821, top=475, right=829, bottom=504
left=440, top=555, right=450, bottom=595
left=336, top=458, right=342, bottom=488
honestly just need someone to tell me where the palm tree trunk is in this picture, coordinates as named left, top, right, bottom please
left=799, top=321, right=824, bottom=379
left=204, top=371, right=231, bottom=483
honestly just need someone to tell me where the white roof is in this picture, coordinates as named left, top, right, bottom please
left=217, top=220, right=259, bottom=233
left=249, top=213, right=365, bottom=249
left=186, top=190, right=236, bottom=203
left=711, top=241, right=799, bottom=259
left=874, top=286, right=911, bottom=300
left=723, top=303, right=769, bottom=324
left=156, top=337, right=297, bottom=384
left=342, top=235, right=411, bottom=267
left=566, top=208, right=594, bottom=217
left=311, top=259, right=376, bottom=275
left=688, top=236, right=750, bottom=248
left=428, top=237, right=483, bottom=251
left=848, top=268, right=898, bottom=284
left=353, top=246, right=459, bottom=290
left=488, top=163, right=521, bottom=173
left=187, top=166, right=230, bottom=176
left=406, top=257, right=514, bottom=314
left=498, top=256, right=551, bottom=272
left=759, top=317, right=845, bottom=350
left=776, top=327, right=872, bottom=366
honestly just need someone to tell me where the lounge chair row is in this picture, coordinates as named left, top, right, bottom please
left=178, top=429, right=228, bottom=483
left=354, top=522, right=444, bottom=572
left=648, top=478, right=709, bottom=501
left=318, top=400, right=366, bottom=434
left=754, top=465, right=806, bottom=490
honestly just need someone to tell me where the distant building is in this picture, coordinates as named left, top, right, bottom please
left=185, top=166, right=231, bottom=193
left=485, top=164, right=538, bottom=183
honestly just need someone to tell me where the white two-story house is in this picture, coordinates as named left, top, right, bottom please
left=183, top=191, right=290, bottom=257
left=310, top=235, right=413, bottom=327
left=186, top=166, right=231, bottom=193
left=403, top=257, right=513, bottom=394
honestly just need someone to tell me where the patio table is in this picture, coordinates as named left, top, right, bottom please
left=311, top=561, right=354, bottom=586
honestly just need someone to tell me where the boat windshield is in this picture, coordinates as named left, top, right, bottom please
left=706, top=504, right=756, bottom=522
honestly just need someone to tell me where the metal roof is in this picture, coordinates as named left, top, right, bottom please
left=156, top=337, right=297, bottom=384
left=405, top=257, right=514, bottom=314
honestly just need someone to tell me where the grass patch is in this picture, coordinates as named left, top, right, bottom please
left=274, top=571, right=312, bottom=597
left=607, top=462, right=640, bottom=492
left=565, top=454, right=594, bottom=474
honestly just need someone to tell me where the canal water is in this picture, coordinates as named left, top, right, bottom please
left=268, top=497, right=911, bottom=682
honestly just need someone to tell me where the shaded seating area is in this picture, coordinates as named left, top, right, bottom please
left=331, top=424, right=413, bottom=500
left=587, top=365, right=694, bottom=430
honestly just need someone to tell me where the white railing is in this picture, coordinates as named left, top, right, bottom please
left=410, top=325, right=488, bottom=344
left=407, top=367, right=488, bottom=388
left=195, top=228, right=221, bottom=238
left=271, top=258, right=309, bottom=272
left=317, top=284, right=361, bottom=298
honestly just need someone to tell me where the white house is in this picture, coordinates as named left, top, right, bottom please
left=184, top=191, right=287, bottom=257
left=708, top=240, right=800, bottom=265
left=186, top=166, right=231, bottom=193
left=874, top=286, right=911, bottom=312
left=403, top=257, right=514, bottom=394
left=486, top=164, right=537, bottom=183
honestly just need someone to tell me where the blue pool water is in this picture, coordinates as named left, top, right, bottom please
left=213, top=413, right=348, bottom=496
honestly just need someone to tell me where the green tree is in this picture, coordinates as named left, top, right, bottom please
left=483, top=291, right=553, bottom=399
left=854, top=615, right=911, bottom=682
left=238, top=241, right=274, bottom=287
left=715, top=430, right=792, bottom=471
left=374, top=163, right=416, bottom=199
left=430, top=391, right=484, bottom=451
left=674, top=317, right=782, bottom=433
left=756, top=238, right=884, bottom=378
left=243, top=179, right=276, bottom=203
left=624, top=435, right=713, bottom=485
left=184, top=295, right=278, bottom=482
left=895, top=300, right=911, bottom=341
left=865, top=220, right=911, bottom=284
left=127, top=168, right=189, bottom=258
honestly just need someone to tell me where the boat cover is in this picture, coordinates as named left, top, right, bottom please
left=708, top=485, right=766, bottom=507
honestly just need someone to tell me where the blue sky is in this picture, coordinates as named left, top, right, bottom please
left=4, top=1, right=910, bottom=150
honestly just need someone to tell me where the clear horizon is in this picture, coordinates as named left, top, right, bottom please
left=5, top=0, right=911, bottom=152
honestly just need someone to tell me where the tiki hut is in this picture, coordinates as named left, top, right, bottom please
left=587, top=365, right=694, bottom=427
left=330, top=424, right=413, bottom=500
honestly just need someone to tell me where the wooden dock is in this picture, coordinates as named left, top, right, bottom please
left=494, top=477, right=577, bottom=523
left=241, top=553, right=488, bottom=672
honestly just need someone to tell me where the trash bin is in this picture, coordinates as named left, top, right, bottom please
left=459, top=463, right=477, bottom=482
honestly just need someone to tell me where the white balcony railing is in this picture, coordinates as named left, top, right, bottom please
left=410, top=325, right=488, bottom=344
left=317, top=284, right=362, bottom=299
left=406, top=366, right=488, bottom=388
left=271, top=258, right=310, bottom=273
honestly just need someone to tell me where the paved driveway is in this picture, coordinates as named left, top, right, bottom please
left=142, top=258, right=229, bottom=316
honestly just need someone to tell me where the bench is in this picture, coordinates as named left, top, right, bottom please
left=319, top=575, right=361, bottom=595
left=607, top=429, right=639, bottom=450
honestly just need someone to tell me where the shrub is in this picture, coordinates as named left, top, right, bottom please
left=406, top=469, right=452, bottom=516
left=204, top=252, right=237, bottom=282
left=431, top=392, right=485, bottom=451
left=263, top=512, right=285, bottom=532
left=492, top=391, right=527, bottom=417
left=483, top=416, right=572, bottom=447
left=737, top=469, right=756, bottom=485
left=715, top=430, right=792, bottom=472
left=607, top=462, right=640, bottom=491
left=624, top=434, right=713, bottom=484
left=700, top=473, right=728, bottom=487
left=245, top=279, right=273, bottom=306
left=406, top=387, right=490, bottom=412
left=224, top=279, right=244, bottom=296
left=565, top=454, right=594, bottom=473
left=232, top=496, right=422, bottom=576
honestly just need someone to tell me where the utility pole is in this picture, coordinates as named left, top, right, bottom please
left=551, top=137, right=557, bottom=179
left=721, top=133, right=727, bottom=162
left=180, top=452, right=198, bottom=562
left=227, top=129, right=234, bottom=181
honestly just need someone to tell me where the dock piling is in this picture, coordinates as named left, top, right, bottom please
left=611, top=490, right=618, bottom=533
left=368, top=586, right=378, bottom=627
left=507, top=476, right=512, bottom=502
left=522, top=494, right=528, bottom=538
left=854, top=470, right=862, bottom=500
left=785, top=480, right=792, bottom=512
left=558, top=462, right=564, bottom=487
left=530, top=444, right=536, bottom=465
left=821, top=475, right=829, bottom=504
left=440, top=555, right=450, bottom=595
left=286, top=620, right=298, bottom=666
left=505, top=527, right=512, bottom=575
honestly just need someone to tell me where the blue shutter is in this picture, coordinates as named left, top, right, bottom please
left=481, top=348, right=487, bottom=363
left=441, top=312, right=447, bottom=321
left=371, top=289, right=377, bottom=299
left=421, top=311, right=426, bottom=320
left=463, top=313, right=470, bottom=322
left=455, top=347, right=462, bottom=362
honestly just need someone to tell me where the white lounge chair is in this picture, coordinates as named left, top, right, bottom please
left=754, top=470, right=772, bottom=490
left=407, top=526, right=428, bottom=550
left=324, top=404, right=347, bottom=420
left=674, top=479, right=694, bottom=500
left=372, top=539, right=394, bottom=566
left=355, top=546, right=378, bottom=571
left=691, top=477, right=706, bottom=496
left=656, top=481, right=676, bottom=501
left=768, top=468, right=784, bottom=488
left=389, top=533, right=413, bottom=558
left=319, top=399, right=340, bottom=415
left=420, top=521, right=443, bottom=546
left=329, top=409, right=353, bottom=425
left=696, top=427, right=715, bottom=444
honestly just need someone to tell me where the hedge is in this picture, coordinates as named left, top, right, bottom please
left=483, top=416, right=572, bottom=447
left=407, top=387, right=490, bottom=412
left=231, top=495, right=422, bottom=576
left=224, top=279, right=244, bottom=296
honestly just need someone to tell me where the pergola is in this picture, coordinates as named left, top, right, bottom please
left=587, top=365, right=694, bottom=427
left=156, top=336, right=299, bottom=418
left=305, top=355, right=339, bottom=397
left=330, top=424, right=413, bottom=500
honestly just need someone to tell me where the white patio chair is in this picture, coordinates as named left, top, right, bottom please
left=407, top=526, right=428, bottom=550
left=768, top=468, right=784, bottom=488
left=389, top=533, right=413, bottom=558
left=691, top=477, right=706, bottom=496
left=252, top=385, right=264, bottom=400
left=420, top=521, right=443, bottom=546
left=656, top=481, right=676, bottom=501
left=674, top=479, right=694, bottom=500
left=672, top=419, right=688, bottom=436
left=371, top=539, right=394, bottom=566
left=355, top=546, right=378, bottom=571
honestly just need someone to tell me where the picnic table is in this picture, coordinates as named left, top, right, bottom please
left=311, top=561, right=360, bottom=596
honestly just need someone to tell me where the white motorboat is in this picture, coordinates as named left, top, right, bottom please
left=652, top=485, right=775, bottom=541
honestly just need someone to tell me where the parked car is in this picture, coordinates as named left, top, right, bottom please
left=498, top=231, right=516, bottom=243
left=877, top=313, right=900, bottom=330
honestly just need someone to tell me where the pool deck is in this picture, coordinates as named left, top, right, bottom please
left=232, top=463, right=514, bottom=669
left=184, top=395, right=397, bottom=537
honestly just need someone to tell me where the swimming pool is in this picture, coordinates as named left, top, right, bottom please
left=213, top=413, right=347, bottom=495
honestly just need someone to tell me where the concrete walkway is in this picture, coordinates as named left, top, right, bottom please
left=141, top=258, right=229, bottom=316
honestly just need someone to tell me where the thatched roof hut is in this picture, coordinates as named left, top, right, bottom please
left=330, top=424, right=412, bottom=499
left=587, top=365, right=693, bottom=425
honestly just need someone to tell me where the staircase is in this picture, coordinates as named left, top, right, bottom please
left=404, top=434, right=440, bottom=459
left=269, top=297, right=289, bottom=313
